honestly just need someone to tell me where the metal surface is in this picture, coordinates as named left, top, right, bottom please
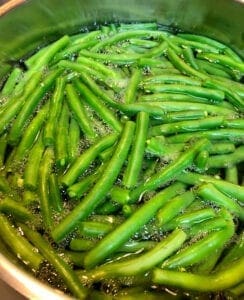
left=0, top=0, right=243, bottom=299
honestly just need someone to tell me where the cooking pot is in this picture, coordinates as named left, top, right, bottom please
left=0, top=0, right=243, bottom=298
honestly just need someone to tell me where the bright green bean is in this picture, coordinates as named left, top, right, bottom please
left=123, top=112, right=149, bottom=188
left=225, top=165, right=239, bottom=185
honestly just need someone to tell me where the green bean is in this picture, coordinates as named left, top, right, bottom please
left=0, top=134, right=7, bottom=167
left=39, top=147, right=54, bottom=230
left=166, top=48, right=207, bottom=80
left=49, top=173, right=63, bottom=212
left=162, top=218, right=234, bottom=269
left=55, top=103, right=70, bottom=169
left=0, top=174, right=11, bottom=194
left=65, top=251, right=86, bottom=267
left=65, top=83, right=96, bottom=139
left=78, top=221, right=113, bottom=238
left=207, top=145, right=244, bottom=168
left=76, top=72, right=121, bottom=109
left=226, top=282, right=244, bottom=298
left=197, top=59, right=233, bottom=79
left=14, top=103, right=48, bottom=162
left=74, top=79, right=122, bottom=132
left=197, top=52, right=244, bottom=73
left=52, top=121, right=135, bottom=242
left=225, top=165, right=239, bottom=185
left=124, top=69, right=142, bottom=104
left=197, top=183, right=244, bottom=220
left=182, top=47, right=201, bottom=70
left=84, top=229, right=186, bottom=282
left=142, top=74, right=202, bottom=86
left=123, top=112, right=149, bottom=188
left=0, top=214, right=43, bottom=270
left=8, top=69, right=62, bottom=145
left=195, top=150, right=209, bottom=171
left=20, top=224, right=88, bottom=299
left=119, top=240, right=156, bottom=253
left=0, top=197, right=33, bottom=222
left=161, top=208, right=216, bottom=232
left=129, top=38, right=159, bottom=49
left=70, top=238, right=96, bottom=251
left=156, top=191, right=195, bottom=227
left=43, top=77, right=66, bottom=146
left=95, top=200, right=121, bottom=215
left=177, top=171, right=244, bottom=203
left=1, top=67, right=22, bottom=96
left=121, top=101, right=236, bottom=117
left=216, top=232, right=244, bottom=271
left=0, top=71, right=42, bottom=135
left=166, top=129, right=244, bottom=144
left=224, top=119, right=244, bottom=130
left=137, top=57, right=175, bottom=69
left=90, top=30, right=165, bottom=52
left=62, top=133, right=118, bottom=187
left=83, top=182, right=185, bottom=269
left=149, top=116, right=224, bottom=136
left=209, top=142, right=235, bottom=155
left=203, top=78, right=244, bottom=109
left=23, top=136, right=45, bottom=191
left=68, top=117, right=80, bottom=163
left=143, top=84, right=224, bottom=103
left=129, top=138, right=210, bottom=203
left=152, top=257, right=244, bottom=292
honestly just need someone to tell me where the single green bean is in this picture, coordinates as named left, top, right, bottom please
left=182, top=46, right=201, bottom=70
left=70, top=238, right=96, bottom=251
left=123, top=112, right=149, bottom=188
left=149, top=116, right=224, bottom=136
left=74, top=79, right=122, bottom=132
left=62, top=133, right=118, bottom=187
left=78, top=221, right=113, bottom=238
left=161, top=208, right=216, bottom=232
left=65, top=83, right=96, bottom=139
left=129, top=138, right=210, bottom=203
left=197, top=183, right=244, bottom=220
left=43, top=77, right=66, bottom=146
left=39, top=147, right=54, bottom=230
left=0, top=214, right=43, bottom=270
left=124, top=68, right=142, bottom=104
left=23, top=136, right=45, bottom=191
left=195, top=150, right=209, bottom=171
left=14, top=103, right=48, bottom=161
left=0, top=197, right=33, bottom=222
left=121, top=101, right=236, bottom=117
left=68, top=117, right=80, bottom=163
left=152, top=257, right=244, bottom=292
left=52, top=121, right=135, bottom=242
left=55, top=103, right=70, bottom=169
left=1, top=67, right=22, bottom=96
left=166, top=129, right=244, bottom=144
left=20, top=224, right=88, bottom=299
left=49, top=173, right=63, bottom=212
left=0, top=134, right=7, bottom=167
left=143, top=84, right=224, bottom=103
left=197, top=59, right=233, bottom=79
left=83, top=182, right=185, bottom=269
left=209, top=142, right=235, bottom=155
left=156, top=191, right=195, bottom=226
left=142, top=74, right=202, bottom=86
left=225, top=165, right=239, bottom=185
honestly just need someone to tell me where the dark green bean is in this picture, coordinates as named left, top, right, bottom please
left=182, top=46, right=201, bottom=70
left=70, top=238, right=96, bottom=251
left=0, top=197, right=33, bottom=222
left=83, top=182, right=185, bottom=269
left=52, top=121, right=135, bottom=242
left=142, top=74, right=202, bottom=86
left=0, top=134, right=7, bottom=167
left=49, top=173, right=63, bottom=212
left=68, top=117, right=81, bottom=163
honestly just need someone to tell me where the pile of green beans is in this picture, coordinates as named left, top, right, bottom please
left=0, top=22, right=243, bottom=299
